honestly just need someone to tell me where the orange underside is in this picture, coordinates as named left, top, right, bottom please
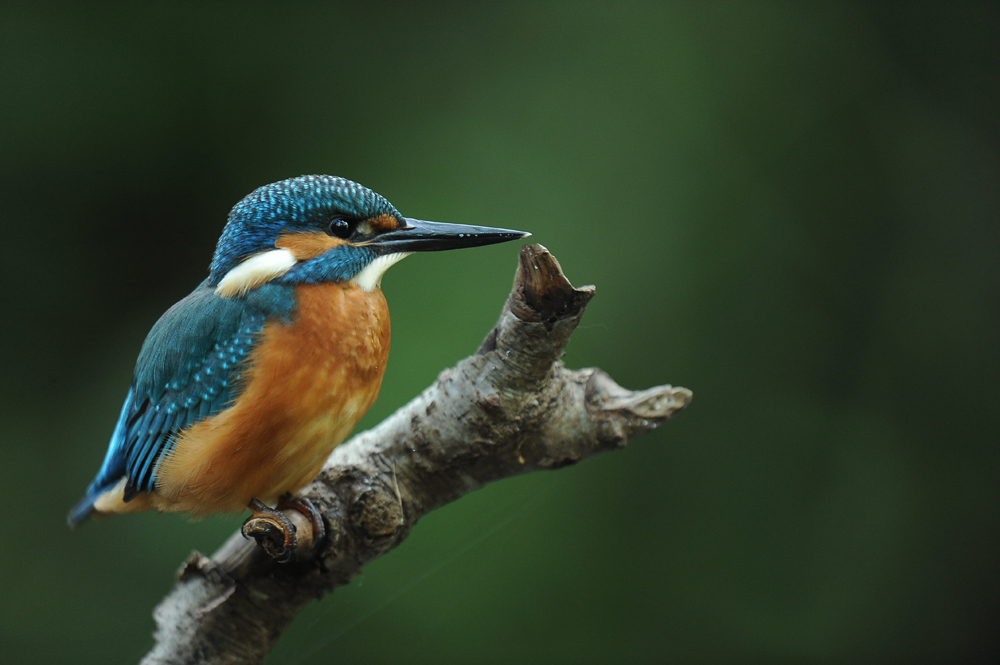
left=96, top=282, right=390, bottom=518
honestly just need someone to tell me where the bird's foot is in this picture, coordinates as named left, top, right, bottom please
left=241, top=496, right=326, bottom=563
left=242, top=498, right=299, bottom=563
left=276, top=493, right=327, bottom=545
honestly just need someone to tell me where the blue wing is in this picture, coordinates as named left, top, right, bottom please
left=68, top=281, right=295, bottom=526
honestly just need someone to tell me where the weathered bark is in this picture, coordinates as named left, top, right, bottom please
left=141, top=244, right=692, bottom=664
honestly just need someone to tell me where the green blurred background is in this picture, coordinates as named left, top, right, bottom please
left=2, top=2, right=998, bottom=662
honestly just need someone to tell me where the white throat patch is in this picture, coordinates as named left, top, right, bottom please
left=215, top=248, right=297, bottom=297
left=351, top=252, right=412, bottom=292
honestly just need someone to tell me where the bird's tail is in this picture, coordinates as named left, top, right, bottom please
left=67, top=476, right=120, bottom=527
left=67, top=491, right=98, bottom=528
left=69, top=390, right=133, bottom=528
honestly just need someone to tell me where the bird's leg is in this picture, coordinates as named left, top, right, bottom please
left=276, top=493, right=327, bottom=545
left=241, top=498, right=298, bottom=563
left=241, top=495, right=327, bottom=563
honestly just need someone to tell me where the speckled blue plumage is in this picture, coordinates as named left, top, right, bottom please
left=68, top=283, right=297, bottom=525
left=208, top=175, right=401, bottom=284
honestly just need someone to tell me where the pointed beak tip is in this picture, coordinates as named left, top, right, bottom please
left=381, top=219, right=530, bottom=252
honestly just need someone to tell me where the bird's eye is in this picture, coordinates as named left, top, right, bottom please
left=328, top=219, right=352, bottom=239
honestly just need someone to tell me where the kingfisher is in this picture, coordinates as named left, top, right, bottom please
left=69, top=175, right=527, bottom=559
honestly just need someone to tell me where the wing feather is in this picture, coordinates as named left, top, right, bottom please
left=68, top=282, right=296, bottom=525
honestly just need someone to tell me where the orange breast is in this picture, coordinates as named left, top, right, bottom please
left=152, top=282, right=390, bottom=517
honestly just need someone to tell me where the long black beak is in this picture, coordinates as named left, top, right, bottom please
left=372, top=218, right=530, bottom=253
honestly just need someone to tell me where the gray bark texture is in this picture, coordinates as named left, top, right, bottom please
left=141, top=244, right=692, bottom=664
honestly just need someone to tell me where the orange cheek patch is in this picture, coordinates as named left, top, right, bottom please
left=275, top=231, right=346, bottom=260
left=367, top=214, right=400, bottom=233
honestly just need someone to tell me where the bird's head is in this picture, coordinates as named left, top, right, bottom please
left=208, top=175, right=528, bottom=296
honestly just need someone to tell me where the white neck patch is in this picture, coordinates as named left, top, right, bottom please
left=215, top=248, right=297, bottom=297
left=350, top=252, right=412, bottom=292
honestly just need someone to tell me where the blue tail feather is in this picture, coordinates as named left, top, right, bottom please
left=68, top=388, right=134, bottom=527
left=67, top=491, right=98, bottom=527
left=67, top=472, right=122, bottom=527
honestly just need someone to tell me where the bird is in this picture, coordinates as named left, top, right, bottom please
left=68, top=174, right=528, bottom=560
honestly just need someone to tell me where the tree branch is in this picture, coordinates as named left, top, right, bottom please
left=141, top=244, right=692, bottom=665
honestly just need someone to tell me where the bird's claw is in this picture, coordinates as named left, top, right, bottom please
left=276, top=493, right=327, bottom=545
left=242, top=498, right=298, bottom=563
left=242, top=495, right=326, bottom=563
